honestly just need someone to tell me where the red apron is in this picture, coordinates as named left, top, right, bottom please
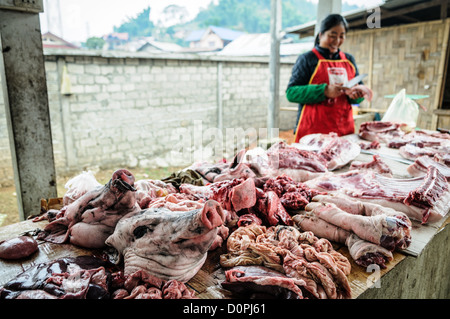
left=294, top=48, right=356, bottom=143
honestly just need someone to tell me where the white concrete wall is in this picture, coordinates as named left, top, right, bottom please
left=0, top=50, right=297, bottom=185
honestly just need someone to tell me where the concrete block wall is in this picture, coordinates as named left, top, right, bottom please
left=0, top=50, right=297, bottom=186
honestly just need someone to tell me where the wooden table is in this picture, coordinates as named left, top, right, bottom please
left=1, top=138, right=449, bottom=299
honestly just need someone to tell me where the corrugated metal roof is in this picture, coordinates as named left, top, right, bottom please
left=138, top=40, right=182, bottom=52
left=218, top=33, right=313, bottom=57
left=285, top=0, right=445, bottom=37
left=209, top=26, right=245, bottom=41
left=185, top=29, right=206, bottom=42
left=185, top=26, right=245, bottom=42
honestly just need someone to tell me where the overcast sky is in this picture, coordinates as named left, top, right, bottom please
left=39, top=0, right=384, bottom=44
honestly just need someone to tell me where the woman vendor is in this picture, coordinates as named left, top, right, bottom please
left=286, top=14, right=370, bottom=142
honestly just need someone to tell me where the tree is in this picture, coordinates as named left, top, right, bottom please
left=158, top=5, right=189, bottom=27
left=111, top=0, right=360, bottom=45
left=114, top=6, right=154, bottom=38
left=85, top=37, right=105, bottom=49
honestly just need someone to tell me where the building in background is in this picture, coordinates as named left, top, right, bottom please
left=42, top=32, right=79, bottom=50
left=185, top=25, right=244, bottom=51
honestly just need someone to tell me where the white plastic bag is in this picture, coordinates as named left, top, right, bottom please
left=381, top=89, right=419, bottom=128
left=63, top=170, right=102, bottom=206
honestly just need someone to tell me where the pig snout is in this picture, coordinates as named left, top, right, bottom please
left=201, top=200, right=225, bottom=230
left=112, top=169, right=136, bottom=191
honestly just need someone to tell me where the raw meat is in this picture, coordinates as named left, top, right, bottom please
left=237, top=213, right=262, bottom=227
left=189, top=161, right=229, bottom=183
left=344, top=84, right=373, bottom=101
left=359, top=122, right=450, bottom=163
left=298, top=132, right=361, bottom=170
left=303, top=201, right=411, bottom=251
left=292, top=193, right=405, bottom=267
left=0, top=236, right=38, bottom=260
left=407, top=155, right=450, bottom=181
left=222, top=266, right=307, bottom=299
left=434, top=153, right=450, bottom=166
left=267, top=141, right=328, bottom=173
left=345, top=234, right=393, bottom=268
left=189, top=149, right=256, bottom=183
left=254, top=190, right=293, bottom=226
left=399, top=143, right=450, bottom=161
left=179, top=178, right=257, bottom=213
left=403, top=166, right=449, bottom=216
left=263, top=174, right=325, bottom=211
left=213, top=149, right=257, bottom=182
left=179, top=176, right=295, bottom=226
left=147, top=192, right=205, bottom=211
left=105, top=200, right=225, bottom=282
left=388, top=132, right=446, bottom=149
left=220, top=224, right=351, bottom=299
left=37, top=169, right=140, bottom=248
left=358, top=121, right=406, bottom=143
left=111, top=269, right=196, bottom=299
left=293, top=211, right=393, bottom=269
left=0, top=256, right=114, bottom=299
left=244, top=142, right=329, bottom=182
left=145, top=193, right=230, bottom=250
left=359, top=140, right=380, bottom=150
left=306, top=167, right=450, bottom=224
left=134, top=179, right=177, bottom=209
left=0, top=256, right=196, bottom=299
left=349, top=155, right=393, bottom=177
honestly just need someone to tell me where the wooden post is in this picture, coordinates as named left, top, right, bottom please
left=0, top=7, right=57, bottom=220
left=217, top=61, right=223, bottom=132
left=268, top=0, right=281, bottom=136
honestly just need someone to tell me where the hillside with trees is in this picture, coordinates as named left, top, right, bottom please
left=103, top=0, right=359, bottom=45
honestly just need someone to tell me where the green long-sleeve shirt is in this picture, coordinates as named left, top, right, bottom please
left=286, top=84, right=364, bottom=105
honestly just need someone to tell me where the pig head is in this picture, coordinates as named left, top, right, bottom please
left=38, top=169, right=140, bottom=249
left=105, top=200, right=225, bottom=282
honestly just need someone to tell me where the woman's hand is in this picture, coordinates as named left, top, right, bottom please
left=324, top=84, right=344, bottom=98
left=344, top=85, right=373, bottom=101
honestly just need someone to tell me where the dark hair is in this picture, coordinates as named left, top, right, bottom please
left=314, top=14, right=349, bottom=45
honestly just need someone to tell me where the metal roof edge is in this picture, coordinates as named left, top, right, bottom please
left=43, top=48, right=297, bottom=64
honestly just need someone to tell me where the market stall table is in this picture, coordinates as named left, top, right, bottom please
left=1, top=135, right=449, bottom=299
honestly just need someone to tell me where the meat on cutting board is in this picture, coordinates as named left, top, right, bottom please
left=303, top=201, right=411, bottom=251
left=0, top=256, right=114, bottom=299
left=345, top=234, right=393, bottom=268
left=358, top=121, right=407, bottom=143
left=0, top=236, right=38, bottom=260
left=305, top=166, right=450, bottom=224
left=349, top=155, right=393, bottom=177
left=297, top=132, right=361, bottom=170
left=244, top=141, right=329, bottom=182
left=292, top=194, right=405, bottom=268
left=179, top=177, right=257, bottom=213
left=222, top=265, right=307, bottom=299
left=407, top=155, right=450, bottom=181
left=268, top=141, right=328, bottom=172
left=220, top=224, right=352, bottom=299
